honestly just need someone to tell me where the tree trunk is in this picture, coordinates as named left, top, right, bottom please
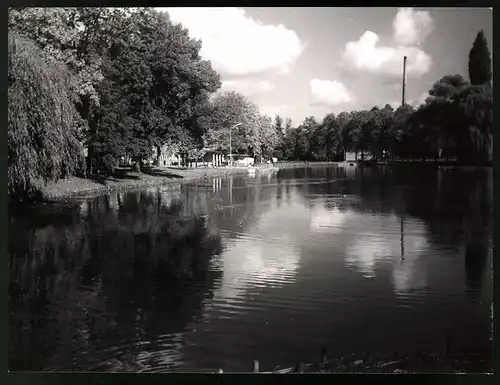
left=87, top=149, right=92, bottom=176
left=156, top=145, right=161, bottom=167
left=487, top=134, right=493, bottom=162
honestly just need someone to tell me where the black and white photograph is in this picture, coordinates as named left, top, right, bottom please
left=8, top=6, right=493, bottom=374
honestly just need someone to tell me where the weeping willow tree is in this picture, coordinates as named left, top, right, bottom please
left=8, top=33, right=85, bottom=201
left=455, top=84, right=493, bottom=164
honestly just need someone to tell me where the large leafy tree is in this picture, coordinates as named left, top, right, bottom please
left=8, top=7, right=118, bottom=111
left=468, top=30, right=492, bottom=86
left=258, top=115, right=280, bottom=161
left=277, top=118, right=295, bottom=160
left=271, top=114, right=285, bottom=159
left=92, top=10, right=155, bottom=170
left=274, top=114, right=284, bottom=135
left=420, top=74, right=469, bottom=158
left=308, top=121, right=326, bottom=160
left=10, top=7, right=221, bottom=172
left=94, top=9, right=221, bottom=170
left=145, top=10, right=221, bottom=146
left=298, top=117, right=318, bottom=160
left=201, top=91, right=261, bottom=157
left=373, top=104, right=394, bottom=159
left=8, top=34, right=84, bottom=200
left=387, top=104, right=414, bottom=159
left=321, top=113, right=341, bottom=161
left=455, top=84, right=493, bottom=163
left=9, top=7, right=136, bottom=171
left=336, top=111, right=352, bottom=158
left=427, top=74, right=469, bottom=102
left=345, top=110, right=370, bottom=160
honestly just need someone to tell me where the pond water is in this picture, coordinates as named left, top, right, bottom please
left=9, top=165, right=493, bottom=372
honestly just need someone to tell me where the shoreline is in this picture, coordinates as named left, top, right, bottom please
left=40, top=166, right=252, bottom=201
left=210, top=347, right=491, bottom=374
left=276, top=160, right=492, bottom=169
left=35, top=159, right=491, bottom=201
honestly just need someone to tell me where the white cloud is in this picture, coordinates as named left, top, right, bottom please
left=259, top=104, right=300, bottom=119
left=393, top=8, right=434, bottom=46
left=220, top=80, right=275, bottom=96
left=310, top=79, right=355, bottom=106
left=157, top=7, right=305, bottom=76
left=259, top=104, right=319, bottom=126
left=342, top=31, right=432, bottom=77
left=342, top=8, right=433, bottom=77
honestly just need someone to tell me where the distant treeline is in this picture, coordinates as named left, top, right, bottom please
left=272, top=31, right=492, bottom=165
left=8, top=8, right=492, bottom=201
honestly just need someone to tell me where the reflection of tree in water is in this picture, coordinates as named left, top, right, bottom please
left=294, top=165, right=492, bottom=301
left=465, top=240, right=489, bottom=302
left=9, top=190, right=223, bottom=372
left=181, top=175, right=278, bottom=242
left=391, top=166, right=492, bottom=301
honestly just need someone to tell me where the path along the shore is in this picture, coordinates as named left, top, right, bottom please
left=41, top=166, right=256, bottom=200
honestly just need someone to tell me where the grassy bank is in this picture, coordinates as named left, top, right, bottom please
left=207, top=351, right=490, bottom=374
left=276, top=159, right=492, bottom=168
left=276, top=161, right=339, bottom=168
left=41, top=166, right=250, bottom=200
left=271, top=353, right=490, bottom=374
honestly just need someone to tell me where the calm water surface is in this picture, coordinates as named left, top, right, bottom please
left=9, top=165, right=493, bottom=372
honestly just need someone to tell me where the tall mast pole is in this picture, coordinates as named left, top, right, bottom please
left=402, top=55, right=407, bottom=106
left=400, top=55, right=407, bottom=250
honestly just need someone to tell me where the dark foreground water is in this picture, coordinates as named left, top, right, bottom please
left=9, top=165, right=493, bottom=372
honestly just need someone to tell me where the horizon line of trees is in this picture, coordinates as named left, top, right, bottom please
left=8, top=7, right=492, bottom=202
left=271, top=30, right=492, bottom=165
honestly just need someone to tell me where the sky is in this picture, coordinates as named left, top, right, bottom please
left=155, top=7, right=492, bottom=126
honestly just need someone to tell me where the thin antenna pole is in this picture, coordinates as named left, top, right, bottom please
left=402, top=56, right=407, bottom=106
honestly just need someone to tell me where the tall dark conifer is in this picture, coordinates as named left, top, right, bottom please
left=468, top=30, right=492, bottom=85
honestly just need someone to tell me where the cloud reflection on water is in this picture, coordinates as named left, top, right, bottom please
left=308, top=196, right=430, bottom=295
left=309, top=205, right=351, bottom=234
left=215, top=195, right=309, bottom=300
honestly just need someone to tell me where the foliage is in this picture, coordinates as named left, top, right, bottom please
left=9, top=7, right=221, bottom=173
left=454, top=84, right=493, bottom=163
left=8, top=34, right=84, bottom=200
left=258, top=115, right=280, bottom=160
left=92, top=8, right=221, bottom=169
left=201, top=91, right=262, bottom=156
left=8, top=7, right=110, bottom=107
left=273, top=29, right=491, bottom=165
left=468, top=30, right=492, bottom=86
left=7, top=9, right=492, bottom=204
left=274, top=114, right=284, bottom=135
left=319, top=113, right=341, bottom=161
